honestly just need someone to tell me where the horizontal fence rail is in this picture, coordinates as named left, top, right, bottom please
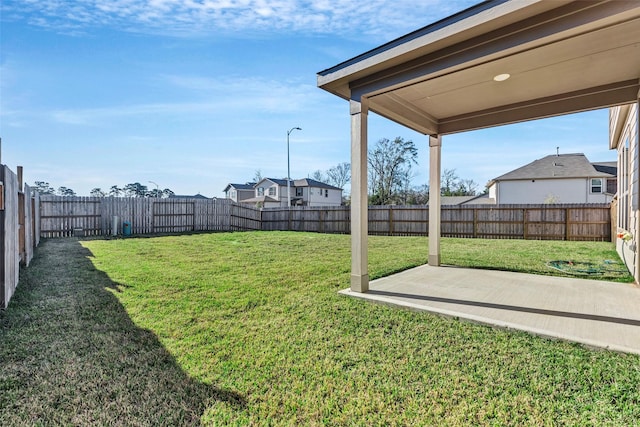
left=261, top=204, right=612, bottom=241
left=39, top=196, right=261, bottom=238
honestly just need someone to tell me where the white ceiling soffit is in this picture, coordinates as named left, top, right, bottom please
left=317, top=0, right=640, bottom=135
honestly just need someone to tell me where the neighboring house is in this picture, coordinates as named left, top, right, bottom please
left=234, top=177, right=343, bottom=207
left=292, top=178, right=343, bottom=207
left=610, top=103, right=639, bottom=282
left=243, top=178, right=290, bottom=208
left=223, top=183, right=256, bottom=203
left=487, top=153, right=617, bottom=204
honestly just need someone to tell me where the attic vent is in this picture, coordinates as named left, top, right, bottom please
left=553, top=162, right=563, bottom=167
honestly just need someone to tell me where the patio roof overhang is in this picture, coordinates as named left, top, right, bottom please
left=318, top=0, right=640, bottom=135
left=317, top=0, right=640, bottom=293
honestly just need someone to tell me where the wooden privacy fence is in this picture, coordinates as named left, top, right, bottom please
left=261, top=204, right=613, bottom=241
left=38, top=199, right=613, bottom=241
left=1, top=165, right=40, bottom=309
left=39, top=196, right=261, bottom=238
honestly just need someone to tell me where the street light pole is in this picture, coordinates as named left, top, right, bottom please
left=287, top=127, right=302, bottom=208
left=149, top=181, right=160, bottom=198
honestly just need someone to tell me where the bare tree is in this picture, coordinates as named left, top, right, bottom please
left=459, top=178, right=479, bottom=196
left=326, top=162, right=351, bottom=189
left=441, top=169, right=478, bottom=196
left=311, top=170, right=326, bottom=182
left=441, top=169, right=459, bottom=196
left=253, top=169, right=263, bottom=183
left=405, top=183, right=429, bottom=205
left=368, top=137, right=418, bottom=205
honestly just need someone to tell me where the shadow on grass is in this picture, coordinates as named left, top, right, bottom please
left=0, top=238, right=244, bottom=425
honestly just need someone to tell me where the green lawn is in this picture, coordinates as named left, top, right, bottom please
left=1, top=232, right=638, bottom=426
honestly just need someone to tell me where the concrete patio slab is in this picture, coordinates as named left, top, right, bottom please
left=339, top=265, right=640, bottom=355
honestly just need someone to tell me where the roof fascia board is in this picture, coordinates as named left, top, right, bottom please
left=318, top=0, right=514, bottom=77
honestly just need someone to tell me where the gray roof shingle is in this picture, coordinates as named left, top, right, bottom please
left=223, top=183, right=256, bottom=192
left=293, top=178, right=342, bottom=190
left=491, top=153, right=616, bottom=182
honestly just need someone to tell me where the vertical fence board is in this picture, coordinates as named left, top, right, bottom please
left=1, top=166, right=20, bottom=309
left=23, top=184, right=34, bottom=266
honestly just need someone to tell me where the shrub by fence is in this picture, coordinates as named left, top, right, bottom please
left=1, top=165, right=40, bottom=309
left=261, top=204, right=612, bottom=241
left=39, top=196, right=260, bottom=238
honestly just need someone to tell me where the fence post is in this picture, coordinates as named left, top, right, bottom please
left=565, top=208, right=570, bottom=241
left=473, top=207, right=478, bottom=238
left=523, top=208, right=528, bottom=240
left=319, top=209, right=324, bottom=233
left=610, top=200, right=617, bottom=242
left=388, top=206, right=393, bottom=236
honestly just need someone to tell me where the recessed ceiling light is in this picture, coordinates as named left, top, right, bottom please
left=493, top=73, right=511, bottom=82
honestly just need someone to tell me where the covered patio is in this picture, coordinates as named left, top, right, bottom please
left=318, top=0, right=640, bottom=351
left=340, top=266, right=640, bottom=354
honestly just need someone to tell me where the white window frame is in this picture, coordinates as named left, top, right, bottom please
left=268, top=187, right=276, bottom=197
left=590, top=178, right=603, bottom=194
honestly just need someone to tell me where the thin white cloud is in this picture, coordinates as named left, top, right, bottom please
left=47, top=75, right=325, bottom=124
left=2, top=0, right=477, bottom=39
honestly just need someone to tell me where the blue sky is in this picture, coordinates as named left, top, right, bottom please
left=1, top=0, right=615, bottom=197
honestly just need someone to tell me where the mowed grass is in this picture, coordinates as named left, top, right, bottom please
left=1, top=232, right=638, bottom=426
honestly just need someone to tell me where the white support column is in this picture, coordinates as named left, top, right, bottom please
left=428, top=134, right=442, bottom=266
left=350, top=99, right=369, bottom=292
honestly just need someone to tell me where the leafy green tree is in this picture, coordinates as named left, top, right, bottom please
left=109, top=185, right=122, bottom=197
left=33, top=181, right=55, bottom=195
left=123, top=182, right=148, bottom=197
left=90, top=188, right=107, bottom=197
left=57, top=186, right=76, bottom=197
